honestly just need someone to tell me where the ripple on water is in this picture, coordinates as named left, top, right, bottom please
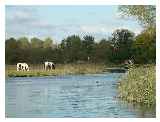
left=5, top=73, right=155, bottom=118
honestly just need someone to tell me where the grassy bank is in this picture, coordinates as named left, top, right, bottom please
left=6, top=63, right=106, bottom=77
left=118, top=65, right=156, bottom=106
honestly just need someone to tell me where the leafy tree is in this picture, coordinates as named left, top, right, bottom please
left=17, top=37, right=30, bottom=49
left=132, top=27, right=156, bottom=63
left=61, top=35, right=82, bottom=62
left=110, top=29, right=135, bottom=63
left=119, top=5, right=156, bottom=28
left=5, top=38, right=18, bottom=64
left=82, top=35, right=95, bottom=61
left=94, top=39, right=111, bottom=63
left=119, top=5, right=156, bottom=64
left=5, top=37, right=18, bottom=50
left=43, top=37, right=53, bottom=48
left=30, top=37, right=43, bottom=48
left=5, top=28, right=155, bottom=65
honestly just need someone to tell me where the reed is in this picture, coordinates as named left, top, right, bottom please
left=118, top=65, right=156, bottom=106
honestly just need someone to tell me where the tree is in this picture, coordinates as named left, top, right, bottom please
left=30, top=37, right=43, bottom=48
left=110, top=29, right=135, bottom=63
left=43, top=37, right=53, bottom=48
left=5, top=37, right=18, bottom=50
left=61, top=35, right=82, bottom=62
left=17, top=37, right=30, bottom=49
left=94, top=39, right=112, bottom=63
left=82, top=35, right=95, bottom=61
left=119, top=5, right=156, bottom=28
left=119, top=5, right=156, bottom=64
left=5, top=38, right=18, bottom=64
left=132, top=27, right=156, bottom=63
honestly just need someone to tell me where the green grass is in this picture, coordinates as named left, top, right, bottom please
left=6, top=63, right=106, bottom=77
left=118, top=64, right=156, bottom=106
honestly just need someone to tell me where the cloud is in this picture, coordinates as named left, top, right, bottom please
left=6, top=6, right=143, bottom=43
left=13, top=11, right=34, bottom=21
left=80, top=25, right=112, bottom=34
left=80, top=25, right=104, bottom=33
left=6, top=7, right=37, bottom=23
left=78, top=23, right=143, bottom=41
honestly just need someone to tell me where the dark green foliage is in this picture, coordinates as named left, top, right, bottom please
left=132, top=27, right=156, bottom=64
left=60, top=35, right=83, bottom=63
left=5, top=27, right=155, bottom=65
left=94, top=39, right=111, bottom=63
left=82, top=35, right=96, bottom=62
left=30, top=37, right=43, bottom=48
left=109, top=29, right=135, bottom=63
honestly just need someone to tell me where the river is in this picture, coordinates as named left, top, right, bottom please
left=5, top=73, right=155, bottom=117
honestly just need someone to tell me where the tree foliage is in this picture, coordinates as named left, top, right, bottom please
left=118, top=5, right=156, bottom=64
left=5, top=27, right=155, bottom=65
left=132, top=27, right=156, bottom=63
left=119, top=5, right=156, bottom=28
left=110, top=29, right=135, bottom=63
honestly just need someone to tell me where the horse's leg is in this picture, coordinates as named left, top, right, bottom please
left=17, top=64, right=21, bottom=71
left=17, top=66, right=19, bottom=71
left=21, top=66, right=23, bottom=71
left=52, top=64, right=55, bottom=69
left=51, top=64, right=52, bottom=70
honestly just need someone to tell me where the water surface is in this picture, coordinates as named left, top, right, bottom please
left=5, top=73, right=155, bottom=117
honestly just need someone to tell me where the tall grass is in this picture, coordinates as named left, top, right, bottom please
left=6, top=63, right=106, bottom=77
left=118, top=65, right=156, bottom=106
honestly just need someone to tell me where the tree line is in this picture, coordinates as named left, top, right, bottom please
left=6, top=27, right=155, bottom=65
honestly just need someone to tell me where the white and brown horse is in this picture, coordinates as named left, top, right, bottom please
left=44, top=61, right=55, bottom=70
left=17, top=63, right=29, bottom=71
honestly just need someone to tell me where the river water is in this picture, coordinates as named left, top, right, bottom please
left=5, top=73, right=155, bottom=118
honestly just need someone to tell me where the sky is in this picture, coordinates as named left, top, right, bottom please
left=6, top=5, right=143, bottom=43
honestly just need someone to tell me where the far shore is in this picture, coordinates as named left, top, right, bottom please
left=6, top=63, right=112, bottom=77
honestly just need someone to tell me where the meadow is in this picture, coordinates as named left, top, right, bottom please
left=6, top=63, right=106, bottom=77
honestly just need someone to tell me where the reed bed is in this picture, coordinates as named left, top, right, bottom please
left=118, top=65, right=156, bottom=106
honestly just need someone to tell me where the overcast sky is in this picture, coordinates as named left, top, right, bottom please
left=6, top=5, right=143, bottom=43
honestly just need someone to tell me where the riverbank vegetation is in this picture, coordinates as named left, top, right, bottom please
left=117, top=6, right=156, bottom=106
left=6, top=63, right=107, bottom=77
left=118, top=65, right=155, bottom=106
